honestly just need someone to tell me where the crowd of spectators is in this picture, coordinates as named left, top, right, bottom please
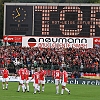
left=0, top=45, right=100, bottom=75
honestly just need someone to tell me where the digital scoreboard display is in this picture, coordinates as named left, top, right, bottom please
left=34, top=5, right=100, bottom=37
left=4, top=3, right=100, bottom=37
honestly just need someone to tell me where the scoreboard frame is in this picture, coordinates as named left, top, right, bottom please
left=3, top=3, right=100, bottom=37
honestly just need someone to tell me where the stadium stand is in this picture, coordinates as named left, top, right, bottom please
left=0, top=45, right=100, bottom=76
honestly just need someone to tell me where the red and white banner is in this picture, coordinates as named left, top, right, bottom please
left=93, top=37, right=100, bottom=45
left=3, top=36, right=22, bottom=42
left=93, top=37, right=100, bottom=48
left=22, top=37, right=93, bottom=48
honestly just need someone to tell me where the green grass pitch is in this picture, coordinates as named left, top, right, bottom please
left=0, top=82, right=100, bottom=100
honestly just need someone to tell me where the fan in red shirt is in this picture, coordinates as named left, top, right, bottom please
left=24, top=66, right=30, bottom=92
left=61, top=67, right=70, bottom=95
left=52, top=66, right=61, bottom=94
left=2, top=67, right=9, bottom=90
left=38, top=67, right=46, bottom=92
left=31, top=68, right=40, bottom=94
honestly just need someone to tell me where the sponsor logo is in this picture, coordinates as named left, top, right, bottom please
left=38, top=37, right=87, bottom=43
left=38, top=37, right=88, bottom=48
left=14, top=37, right=21, bottom=41
left=4, top=37, right=13, bottom=41
left=93, top=38, right=100, bottom=44
left=3, top=36, right=22, bottom=42
left=95, top=39, right=100, bottom=43
left=95, top=39, right=98, bottom=42
left=28, top=38, right=36, bottom=47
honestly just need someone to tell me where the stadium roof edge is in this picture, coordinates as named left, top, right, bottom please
left=4, top=3, right=100, bottom=6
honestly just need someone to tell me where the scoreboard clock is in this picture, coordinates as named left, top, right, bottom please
left=12, top=7, right=27, bottom=23
left=4, top=5, right=33, bottom=35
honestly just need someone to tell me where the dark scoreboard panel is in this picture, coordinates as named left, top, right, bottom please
left=5, top=5, right=33, bottom=36
left=4, top=3, right=100, bottom=37
left=34, top=5, right=100, bottom=37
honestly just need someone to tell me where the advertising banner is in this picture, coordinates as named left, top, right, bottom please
left=22, top=36, right=93, bottom=48
left=3, top=36, right=22, bottom=42
left=0, top=76, right=100, bottom=86
left=93, top=37, right=100, bottom=48
left=45, top=78, right=100, bottom=86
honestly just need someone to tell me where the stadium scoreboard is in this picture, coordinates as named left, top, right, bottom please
left=4, top=3, right=100, bottom=37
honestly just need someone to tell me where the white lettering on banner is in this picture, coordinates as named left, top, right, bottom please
left=4, top=37, right=13, bottom=41
left=38, top=43, right=87, bottom=48
left=22, top=37, right=93, bottom=48
left=94, top=38, right=100, bottom=44
left=3, top=36, right=22, bottom=42
left=93, top=38, right=100, bottom=45
left=82, top=81, right=86, bottom=85
left=51, top=80, right=54, bottom=83
left=87, top=81, right=90, bottom=85
left=95, top=39, right=100, bottom=42
left=68, top=79, right=85, bottom=85
left=74, top=79, right=79, bottom=84
left=47, top=80, right=51, bottom=83
left=69, top=80, right=74, bottom=84
left=0, top=76, right=100, bottom=85
left=91, top=81, right=95, bottom=85
left=72, top=44, right=87, bottom=48
left=96, top=80, right=100, bottom=85
left=38, top=43, right=71, bottom=48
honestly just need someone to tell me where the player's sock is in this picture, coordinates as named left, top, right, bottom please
left=27, top=85, right=29, bottom=92
left=36, top=87, right=40, bottom=91
left=61, top=89, right=64, bottom=94
left=56, top=85, right=59, bottom=94
left=2, top=84, right=4, bottom=89
left=18, top=85, right=20, bottom=91
left=38, top=86, right=40, bottom=91
left=35, top=85, right=40, bottom=92
left=6, top=84, right=8, bottom=89
left=22, top=84, right=25, bottom=92
left=42, top=86, right=45, bottom=92
left=65, top=88, right=70, bottom=92
left=36, top=87, right=40, bottom=93
left=34, top=88, right=36, bottom=94
left=24, top=84, right=26, bottom=90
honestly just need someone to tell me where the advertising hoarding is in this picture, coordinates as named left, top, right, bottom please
left=22, top=36, right=93, bottom=48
